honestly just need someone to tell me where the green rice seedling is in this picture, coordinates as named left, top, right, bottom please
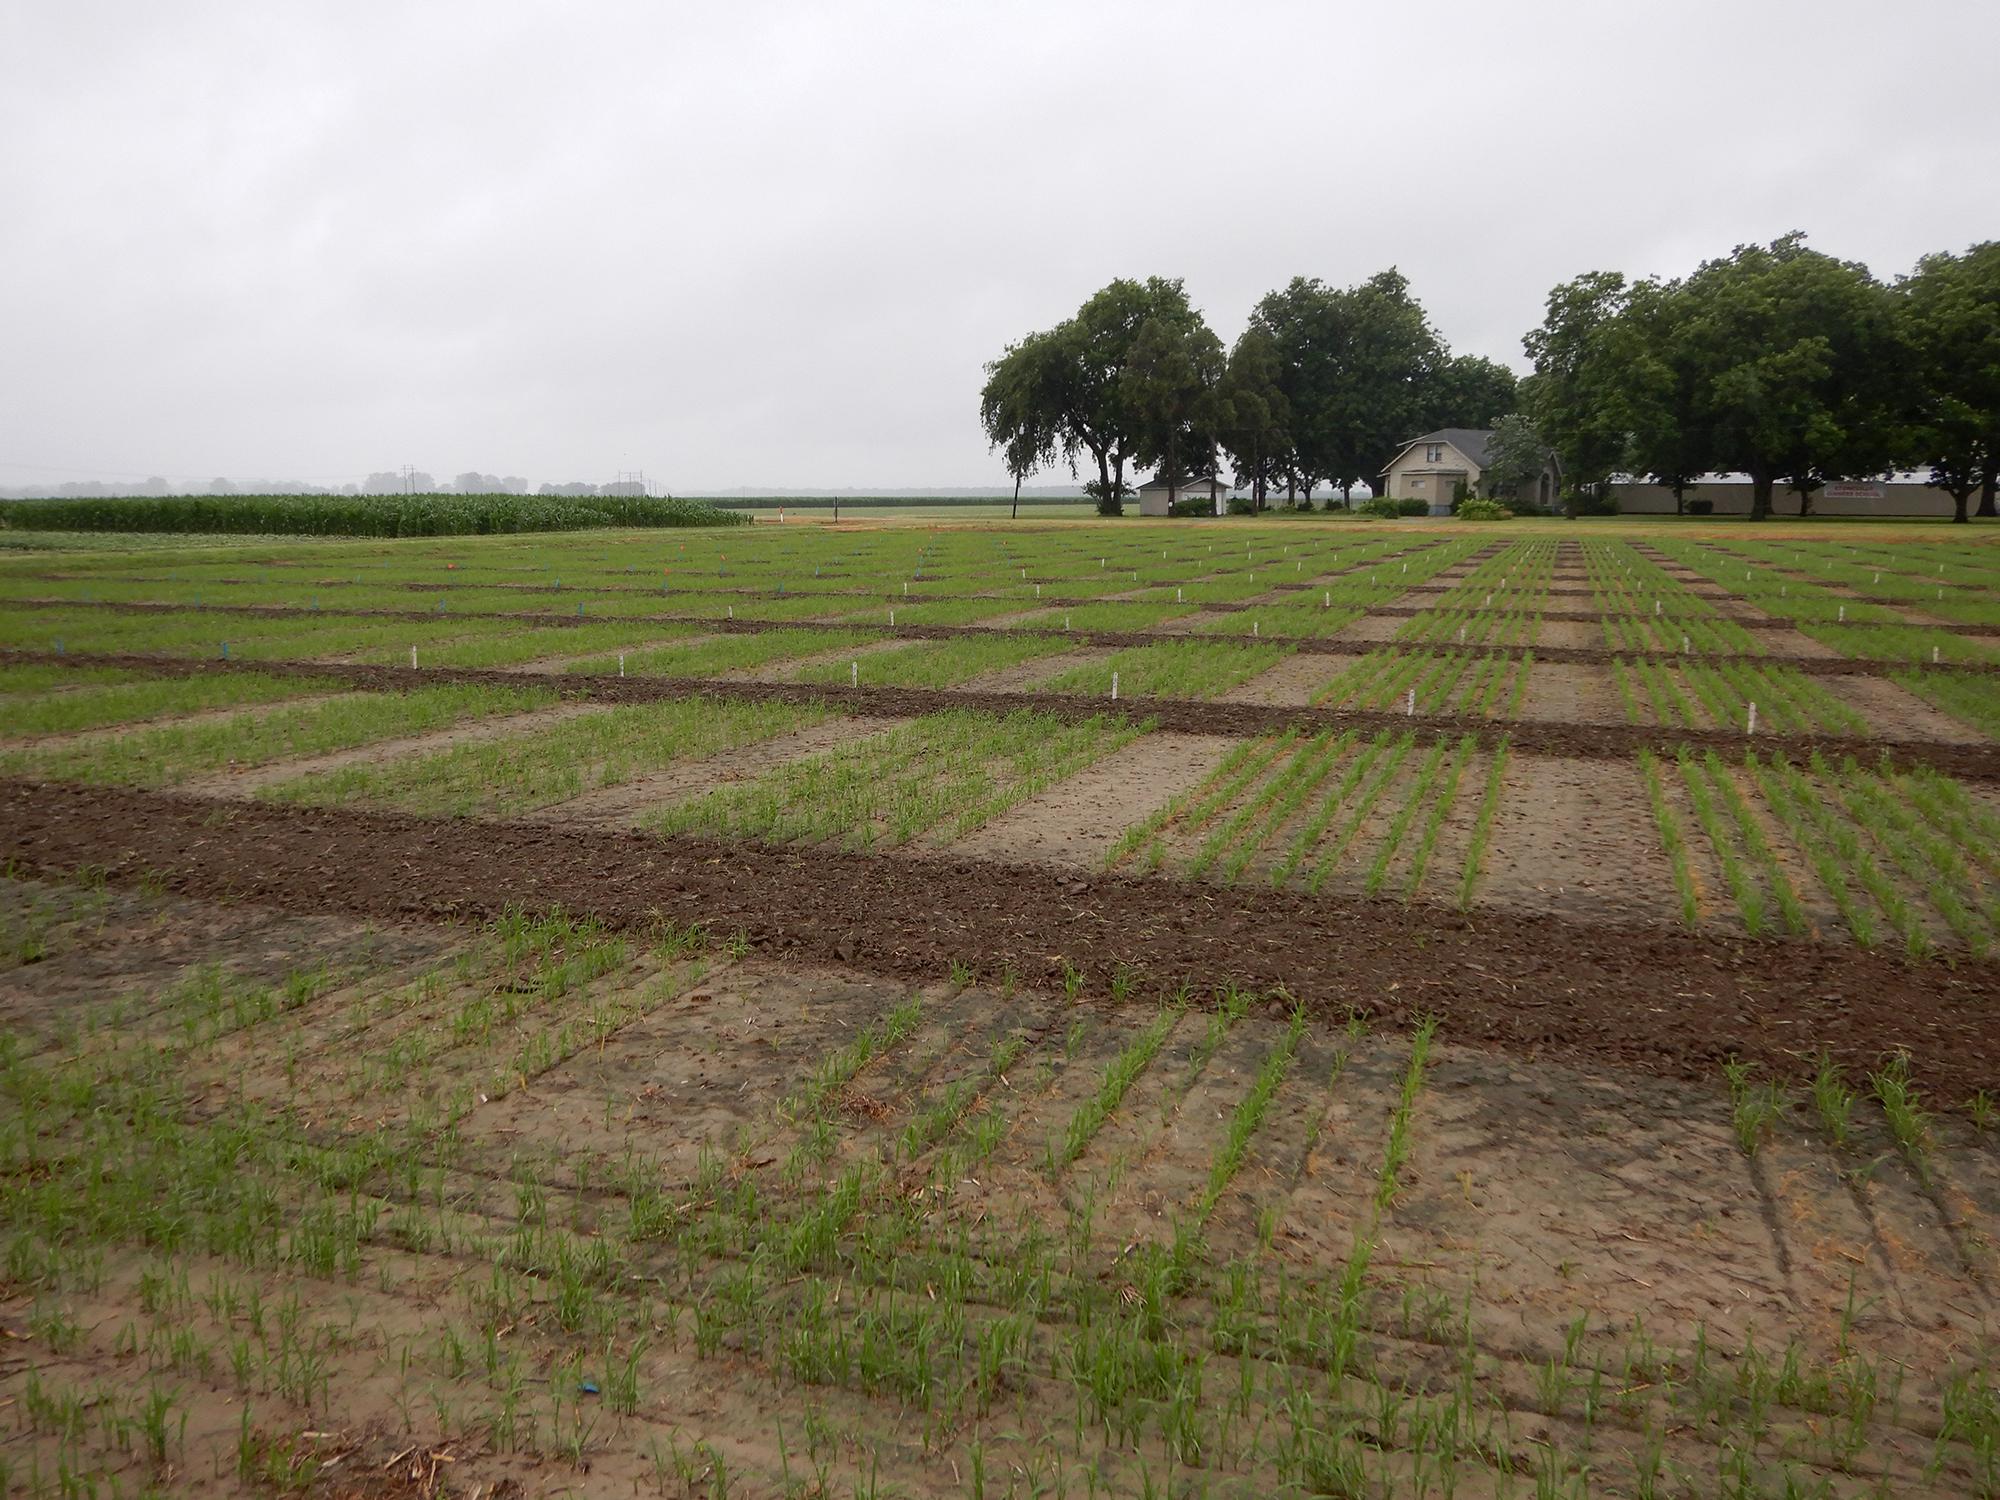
left=1191, top=730, right=1352, bottom=883
left=1971, top=1091, right=1997, bottom=1132
left=788, top=993, right=924, bottom=1119
left=1363, top=737, right=1452, bottom=897
left=1675, top=746, right=1766, bottom=935
left=1401, top=734, right=1475, bottom=900
left=1810, top=1053, right=1856, bottom=1148
left=1722, top=1058, right=1785, bottom=1155
left=0, top=669, right=328, bottom=738
left=1376, top=1016, right=1437, bottom=1210
left=1456, top=737, right=1510, bottom=909
left=1303, top=730, right=1420, bottom=895
left=650, top=707, right=1145, bottom=849
left=1048, top=994, right=1187, bottom=1170
left=0, top=682, right=556, bottom=787
left=1747, top=752, right=1875, bottom=947
left=1640, top=750, right=1701, bottom=925
left=1871, top=1054, right=1933, bottom=1178
left=1197, top=1002, right=1306, bottom=1219
left=1105, top=734, right=1284, bottom=872
left=264, top=695, right=831, bottom=816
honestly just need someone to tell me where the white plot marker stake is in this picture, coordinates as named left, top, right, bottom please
left=728, top=605, right=733, bottom=619
left=619, top=653, right=626, bottom=677
left=1111, top=672, right=1119, bottom=700
left=851, top=661, right=858, bottom=686
left=410, top=646, right=418, bottom=668
left=1838, top=605, right=1845, bottom=622
left=1747, top=701, right=1758, bottom=735
left=1933, top=646, right=1941, bottom=664
left=1406, top=688, right=1416, bottom=716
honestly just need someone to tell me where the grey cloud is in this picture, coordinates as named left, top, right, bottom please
left=3, top=0, right=1995, bottom=492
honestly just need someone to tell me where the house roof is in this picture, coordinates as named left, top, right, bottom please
left=1136, top=473, right=1225, bottom=490
left=1380, top=429, right=1495, bottom=474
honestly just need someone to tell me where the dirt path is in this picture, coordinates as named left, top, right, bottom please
left=944, top=731, right=1233, bottom=869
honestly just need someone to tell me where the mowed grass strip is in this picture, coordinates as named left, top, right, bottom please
left=646, top=706, right=1147, bottom=848
left=0, top=682, right=554, bottom=786
left=1040, top=638, right=1290, bottom=700
left=791, top=634, right=1075, bottom=689
left=563, top=627, right=879, bottom=678
left=262, top=696, right=835, bottom=817
left=0, top=670, right=330, bottom=738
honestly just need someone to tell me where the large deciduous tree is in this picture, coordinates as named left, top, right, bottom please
left=1215, top=325, right=1291, bottom=509
left=1901, top=242, right=2000, bottom=524
left=1673, top=234, right=1901, bottom=521
left=1481, top=413, right=1551, bottom=503
left=1522, top=271, right=1639, bottom=494
left=980, top=277, right=1210, bottom=516
left=1123, top=313, right=1225, bottom=512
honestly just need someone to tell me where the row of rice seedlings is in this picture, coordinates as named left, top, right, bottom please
left=1045, top=991, right=1188, bottom=1170
left=353, top=619, right=711, bottom=670
left=1611, top=655, right=1698, bottom=728
left=1685, top=660, right=1868, bottom=736
left=1040, top=638, right=1290, bottom=699
left=1194, top=1003, right=1308, bottom=1221
left=262, top=696, right=834, bottom=817
left=1746, top=752, right=1897, bottom=951
left=1290, top=731, right=1420, bottom=894
left=1395, top=602, right=1540, bottom=650
left=1800, top=621, right=2000, bottom=666
left=1890, top=669, right=2000, bottom=738
left=1362, top=735, right=1474, bottom=900
left=562, top=626, right=878, bottom=678
left=0, top=682, right=556, bottom=787
left=0, top=669, right=330, bottom=739
left=787, top=994, right=927, bottom=1120
left=1186, top=596, right=1368, bottom=638
left=1673, top=747, right=1807, bottom=937
left=1638, top=749, right=1701, bottom=925
left=4, top=604, right=523, bottom=663
left=1599, top=610, right=1759, bottom=655
left=793, top=633, right=1074, bottom=689
left=1008, top=600, right=1194, bottom=634
left=1187, top=730, right=1355, bottom=882
left=647, top=707, right=1144, bottom=849
left=1104, top=732, right=1301, bottom=872
left=1455, top=735, right=1510, bottom=910
left=1830, top=757, right=1996, bottom=957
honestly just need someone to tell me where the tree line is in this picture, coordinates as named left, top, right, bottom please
left=979, top=273, right=1516, bottom=514
left=986, top=237, right=2000, bottom=523
left=1523, top=234, right=2000, bottom=522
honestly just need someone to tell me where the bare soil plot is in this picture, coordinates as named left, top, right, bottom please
left=945, top=730, right=1232, bottom=870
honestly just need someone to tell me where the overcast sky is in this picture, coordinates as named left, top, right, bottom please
left=3, top=0, right=1995, bottom=491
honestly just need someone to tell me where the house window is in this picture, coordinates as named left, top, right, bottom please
left=1425, top=444, right=1443, bottom=463
left=1409, top=478, right=1425, bottom=491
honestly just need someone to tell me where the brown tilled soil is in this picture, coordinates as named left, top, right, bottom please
left=4, top=777, right=1997, bottom=1101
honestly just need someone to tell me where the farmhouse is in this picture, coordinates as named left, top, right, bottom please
left=1608, top=472, right=1972, bottom=518
left=1379, top=429, right=1559, bottom=516
left=1136, top=472, right=1229, bottom=517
